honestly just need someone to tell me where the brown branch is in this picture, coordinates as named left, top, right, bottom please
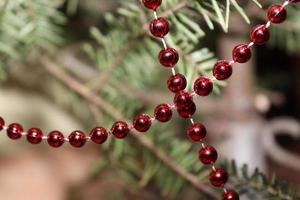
left=40, top=56, right=218, bottom=199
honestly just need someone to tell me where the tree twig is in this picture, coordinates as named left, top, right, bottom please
left=40, top=56, right=218, bottom=199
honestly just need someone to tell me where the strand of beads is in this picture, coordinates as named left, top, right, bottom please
left=142, top=0, right=240, bottom=199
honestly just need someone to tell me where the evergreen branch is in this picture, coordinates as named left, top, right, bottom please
left=40, top=56, right=219, bottom=199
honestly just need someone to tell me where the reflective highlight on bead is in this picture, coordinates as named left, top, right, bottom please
left=149, top=17, right=169, bottom=38
left=213, top=60, right=233, bottom=80
left=187, top=123, right=206, bottom=141
left=111, top=121, right=130, bottom=139
left=89, top=127, right=108, bottom=144
left=267, top=5, right=287, bottom=24
left=209, top=168, right=228, bottom=187
left=198, top=146, right=218, bottom=164
left=232, top=44, right=251, bottom=63
left=133, top=114, right=152, bottom=132
left=154, top=103, right=173, bottom=122
left=177, top=101, right=196, bottom=118
left=250, top=25, right=270, bottom=45
left=167, top=74, right=187, bottom=93
left=174, top=91, right=193, bottom=108
left=27, top=128, right=43, bottom=144
left=7, top=123, right=23, bottom=140
left=47, top=131, right=65, bottom=148
left=193, top=77, right=213, bottom=96
left=159, top=48, right=179, bottom=67
left=221, top=189, right=240, bottom=200
left=68, top=130, right=86, bottom=148
left=142, top=0, right=162, bottom=10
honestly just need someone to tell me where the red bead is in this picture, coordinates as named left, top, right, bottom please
left=26, top=128, right=43, bottom=144
left=133, top=114, right=152, bottom=132
left=177, top=101, right=196, bottom=118
left=68, top=130, right=86, bottom=148
left=193, top=77, right=213, bottom=96
left=232, top=44, right=251, bottom=63
left=142, top=0, right=162, bottom=10
left=198, top=146, right=218, bottom=165
left=222, top=190, right=240, bottom=200
left=250, top=25, right=270, bottom=45
left=47, top=131, right=65, bottom=148
left=0, top=117, right=4, bottom=131
left=89, top=127, right=108, bottom=144
left=187, top=123, right=206, bottom=141
left=209, top=168, right=228, bottom=187
left=111, top=121, right=130, bottom=139
left=158, top=48, right=179, bottom=67
left=7, top=123, right=23, bottom=140
left=149, top=17, right=169, bottom=38
left=154, top=103, right=173, bottom=122
left=289, top=0, right=300, bottom=3
left=213, top=60, right=233, bottom=80
left=267, top=5, right=287, bottom=24
left=174, top=90, right=193, bottom=108
left=167, top=74, right=187, bottom=93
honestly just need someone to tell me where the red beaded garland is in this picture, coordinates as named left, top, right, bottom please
left=0, top=117, right=4, bottom=131
left=111, top=121, right=130, bottom=139
left=159, top=48, right=179, bottom=67
left=7, top=123, right=23, bottom=140
left=174, top=90, right=193, bottom=108
left=149, top=17, right=169, bottom=38
left=187, top=123, right=206, bottom=142
left=167, top=74, right=187, bottom=93
left=47, top=131, right=65, bottom=148
left=221, top=190, right=240, bottom=200
left=193, top=77, right=213, bottom=96
left=267, top=5, right=287, bottom=24
left=177, top=101, right=196, bottom=118
left=133, top=114, right=152, bottom=132
left=213, top=60, right=233, bottom=80
left=154, top=103, right=173, bottom=122
left=89, top=127, right=108, bottom=144
left=26, top=128, right=43, bottom=144
left=68, top=130, right=86, bottom=148
left=250, top=25, right=270, bottom=45
left=142, top=0, right=162, bottom=10
left=198, top=146, right=218, bottom=165
left=209, top=168, right=229, bottom=187
left=232, top=44, right=251, bottom=63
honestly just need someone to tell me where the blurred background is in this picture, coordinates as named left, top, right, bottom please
left=0, top=0, right=299, bottom=199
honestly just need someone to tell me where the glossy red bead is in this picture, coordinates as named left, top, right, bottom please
left=267, top=5, right=287, bottom=24
left=198, top=146, right=218, bottom=165
left=159, top=48, right=179, bottom=67
left=250, top=25, right=270, bottom=45
left=167, top=74, right=187, bottom=93
left=222, top=190, right=240, bottom=200
left=133, top=114, right=152, bottom=132
left=232, top=44, right=251, bottom=63
left=177, top=101, right=196, bottom=118
left=142, top=0, right=162, bottom=10
left=7, top=123, right=23, bottom=140
left=187, top=123, right=206, bottom=141
left=154, top=103, right=173, bottom=122
left=174, top=90, right=193, bottom=108
left=26, top=128, right=43, bottom=144
left=47, top=131, right=65, bottom=148
left=89, top=127, right=108, bottom=144
left=193, top=77, right=213, bottom=96
left=149, top=17, right=169, bottom=38
left=213, top=60, right=233, bottom=80
left=0, top=117, right=4, bottom=131
left=68, top=130, right=86, bottom=148
left=111, top=121, right=130, bottom=139
left=209, top=168, right=228, bottom=187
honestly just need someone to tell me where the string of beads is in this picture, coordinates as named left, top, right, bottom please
left=0, top=0, right=298, bottom=199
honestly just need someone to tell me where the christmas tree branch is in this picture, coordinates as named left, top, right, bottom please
left=40, top=56, right=219, bottom=199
